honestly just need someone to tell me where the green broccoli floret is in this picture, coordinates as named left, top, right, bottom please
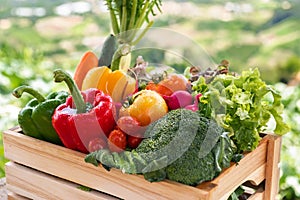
left=136, top=109, right=234, bottom=186
left=165, top=124, right=235, bottom=186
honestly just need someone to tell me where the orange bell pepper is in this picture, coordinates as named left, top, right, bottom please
left=82, top=66, right=136, bottom=102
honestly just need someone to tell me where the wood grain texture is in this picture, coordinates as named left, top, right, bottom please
left=248, top=187, right=265, bottom=200
left=6, top=162, right=117, bottom=200
left=7, top=191, right=29, bottom=200
left=3, top=128, right=206, bottom=200
left=264, top=135, right=282, bottom=200
left=3, top=127, right=281, bottom=200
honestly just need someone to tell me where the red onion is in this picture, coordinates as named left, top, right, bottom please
left=162, top=90, right=193, bottom=110
left=185, top=93, right=202, bottom=112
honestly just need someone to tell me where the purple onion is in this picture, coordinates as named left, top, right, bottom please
left=162, top=90, right=193, bottom=110
left=185, top=93, right=202, bottom=112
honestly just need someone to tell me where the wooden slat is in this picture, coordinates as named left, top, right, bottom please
left=248, top=187, right=265, bottom=200
left=6, top=162, right=118, bottom=200
left=3, top=128, right=207, bottom=200
left=264, top=135, right=282, bottom=200
left=7, top=191, right=30, bottom=200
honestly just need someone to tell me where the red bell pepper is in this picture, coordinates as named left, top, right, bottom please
left=52, top=69, right=116, bottom=153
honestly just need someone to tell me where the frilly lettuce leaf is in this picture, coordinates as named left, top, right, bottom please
left=195, top=68, right=290, bottom=152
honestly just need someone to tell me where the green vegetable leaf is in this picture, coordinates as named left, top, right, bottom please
left=84, top=151, right=99, bottom=167
left=194, top=68, right=289, bottom=152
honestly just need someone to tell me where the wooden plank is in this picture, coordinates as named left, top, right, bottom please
left=264, top=135, right=282, bottom=200
left=5, top=162, right=119, bottom=200
left=3, top=128, right=207, bottom=200
left=248, top=187, right=265, bottom=200
left=197, top=135, right=270, bottom=200
left=7, top=191, right=30, bottom=200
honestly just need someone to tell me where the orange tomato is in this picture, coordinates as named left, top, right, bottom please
left=146, top=74, right=188, bottom=96
left=128, top=90, right=168, bottom=126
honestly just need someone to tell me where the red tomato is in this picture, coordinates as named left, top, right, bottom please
left=117, top=116, right=145, bottom=137
left=127, top=134, right=143, bottom=149
left=88, top=137, right=107, bottom=152
left=108, top=129, right=127, bottom=153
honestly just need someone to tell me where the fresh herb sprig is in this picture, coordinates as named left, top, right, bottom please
left=105, top=0, right=162, bottom=44
left=104, top=0, right=162, bottom=70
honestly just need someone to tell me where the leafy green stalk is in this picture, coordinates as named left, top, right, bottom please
left=120, top=0, right=127, bottom=33
left=104, top=0, right=162, bottom=70
left=134, top=1, right=150, bottom=30
left=131, top=21, right=154, bottom=45
left=128, top=0, right=138, bottom=30
left=106, top=1, right=120, bottom=35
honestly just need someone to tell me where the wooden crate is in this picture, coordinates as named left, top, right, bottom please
left=3, top=127, right=282, bottom=200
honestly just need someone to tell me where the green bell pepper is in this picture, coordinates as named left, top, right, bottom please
left=12, top=85, right=69, bottom=145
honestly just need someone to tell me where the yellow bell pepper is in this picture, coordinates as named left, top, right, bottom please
left=82, top=66, right=136, bottom=102
left=81, top=67, right=107, bottom=90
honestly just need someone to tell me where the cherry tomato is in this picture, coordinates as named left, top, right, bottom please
left=117, top=116, right=145, bottom=137
left=127, top=134, right=143, bottom=149
left=108, top=129, right=127, bottom=153
left=128, top=90, right=168, bottom=126
left=88, top=137, right=107, bottom=152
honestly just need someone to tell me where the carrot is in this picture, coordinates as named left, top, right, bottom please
left=73, top=51, right=99, bottom=90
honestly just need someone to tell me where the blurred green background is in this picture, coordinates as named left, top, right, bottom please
left=0, top=0, right=299, bottom=199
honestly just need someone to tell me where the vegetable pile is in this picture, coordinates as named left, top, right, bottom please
left=86, top=109, right=235, bottom=186
left=12, top=0, right=290, bottom=188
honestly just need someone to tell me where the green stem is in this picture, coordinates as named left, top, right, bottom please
left=111, top=44, right=131, bottom=71
left=53, top=69, right=86, bottom=114
left=135, top=1, right=150, bottom=29
left=126, top=0, right=150, bottom=43
left=128, top=0, right=138, bottom=30
left=12, top=85, right=46, bottom=103
left=107, top=1, right=120, bottom=35
left=120, top=0, right=127, bottom=33
left=131, top=21, right=153, bottom=46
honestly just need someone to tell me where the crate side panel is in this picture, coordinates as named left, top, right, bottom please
left=6, top=162, right=119, bottom=200
left=3, top=129, right=207, bottom=200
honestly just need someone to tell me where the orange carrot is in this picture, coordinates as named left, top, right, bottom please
left=73, top=51, right=99, bottom=90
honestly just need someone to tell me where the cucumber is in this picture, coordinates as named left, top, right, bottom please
left=98, top=34, right=117, bottom=67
